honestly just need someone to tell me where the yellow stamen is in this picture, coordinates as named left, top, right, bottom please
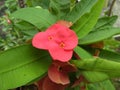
left=60, top=42, right=65, bottom=48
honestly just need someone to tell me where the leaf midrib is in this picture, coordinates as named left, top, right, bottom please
left=0, top=55, right=48, bottom=74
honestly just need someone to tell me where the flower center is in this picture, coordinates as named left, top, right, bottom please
left=60, top=42, right=65, bottom=48
left=48, top=36, right=53, bottom=40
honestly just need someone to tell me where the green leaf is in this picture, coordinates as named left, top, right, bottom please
left=26, top=0, right=42, bottom=7
left=70, top=0, right=76, bottom=10
left=65, top=0, right=98, bottom=23
left=99, top=49, right=120, bottom=62
left=72, top=0, right=105, bottom=39
left=22, top=29, right=38, bottom=39
left=87, top=80, right=115, bottom=90
left=40, top=0, right=50, bottom=9
left=71, top=58, right=120, bottom=78
left=74, top=46, right=109, bottom=83
left=0, top=44, right=51, bottom=89
left=93, top=16, right=118, bottom=31
left=26, top=0, right=50, bottom=9
left=49, top=0, right=70, bottom=19
left=14, top=21, right=39, bottom=38
left=79, top=27, right=120, bottom=44
left=74, top=46, right=92, bottom=59
left=15, top=21, right=36, bottom=30
left=11, top=7, right=57, bottom=30
left=82, top=71, right=109, bottom=83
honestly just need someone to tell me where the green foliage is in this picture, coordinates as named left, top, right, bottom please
left=72, top=58, right=120, bottom=78
left=93, top=16, right=118, bottom=31
left=104, top=38, right=120, bottom=51
left=72, top=0, right=105, bottom=39
left=65, top=0, right=98, bottom=23
left=74, top=46, right=92, bottom=59
left=79, top=27, right=120, bottom=44
left=49, top=0, right=71, bottom=19
left=87, top=80, right=115, bottom=90
left=74, top=46, right=110, bottom=83
left=99, top=49, right=120, bottom=62
left=78, top=15, right=120, bottom=44
left=0, top=0, right=120, bottom=89
left=0, top=44, right=51, bottom=89
left=25, top=0, right=50, bottom=9
left=11, top=7, right=57, bottom=30
left=82, top=71, right=109, bottom=83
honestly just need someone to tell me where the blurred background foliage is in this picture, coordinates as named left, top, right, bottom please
left=0, top=0, right=120, bottom=90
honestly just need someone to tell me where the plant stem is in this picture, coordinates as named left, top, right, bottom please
left=107, top=0, right=116, bottom=16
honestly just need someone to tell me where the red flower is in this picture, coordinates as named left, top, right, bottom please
left=37, top=76, right=68, bottom=90
left=32, top=22, right=78, bottom=62
left=37, top=61, right=77, bottom=90
left=48, top=61, right=77, bottom=85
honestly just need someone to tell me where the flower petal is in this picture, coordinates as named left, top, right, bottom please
left=32, top=32, right=58, bottom=50
left=32, top=32, right=49, bottom=49
left=46, top=24, right=70, bottom=38
left=43, top=76, right=67, bottom=90
left=46, top=24, right=61, bottom=33
left=54, top=26, right=71, bottom=41
left=49, top=47, right=73, bottom=62
left=48, top=64, right=70, bottom=85
left=64, top=30, right=78, bottom=50
left=62, top=63, right=77, bottom=73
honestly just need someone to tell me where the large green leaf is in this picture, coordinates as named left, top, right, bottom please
left=49, top=0, right=70, bottom=19
left=72, top=0, right=105, bottom=39
left=93, top=16, right=118, bottom=31
left=11, top=7, right=57, bottom=30
left=0, top=44, right=51, bottom=89
left=71, top=58, right=120, bottom=78
left=65, top=0, right=98, bottom=23
left=79, top=27, right=120, bottom=44
left=74, top=46, right=109, bottom=83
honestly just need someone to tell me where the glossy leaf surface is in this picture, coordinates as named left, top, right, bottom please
left=11, top=7, right=57, bottom=30
left=0, top=44, right=51, bottom=89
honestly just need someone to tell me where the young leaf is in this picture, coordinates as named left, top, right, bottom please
left=79, top=27, right=120, bottom=44
left=65, top=0, right=98, bottom=23
left=93, top=15, right=118, bottom=31
left=0, top=44, right=51, bottom=89
left=11, top=7, right=57, bottom=30
left=49, top=0, right=70, bottom=19
left=72, top=0, right=105, bottom=39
